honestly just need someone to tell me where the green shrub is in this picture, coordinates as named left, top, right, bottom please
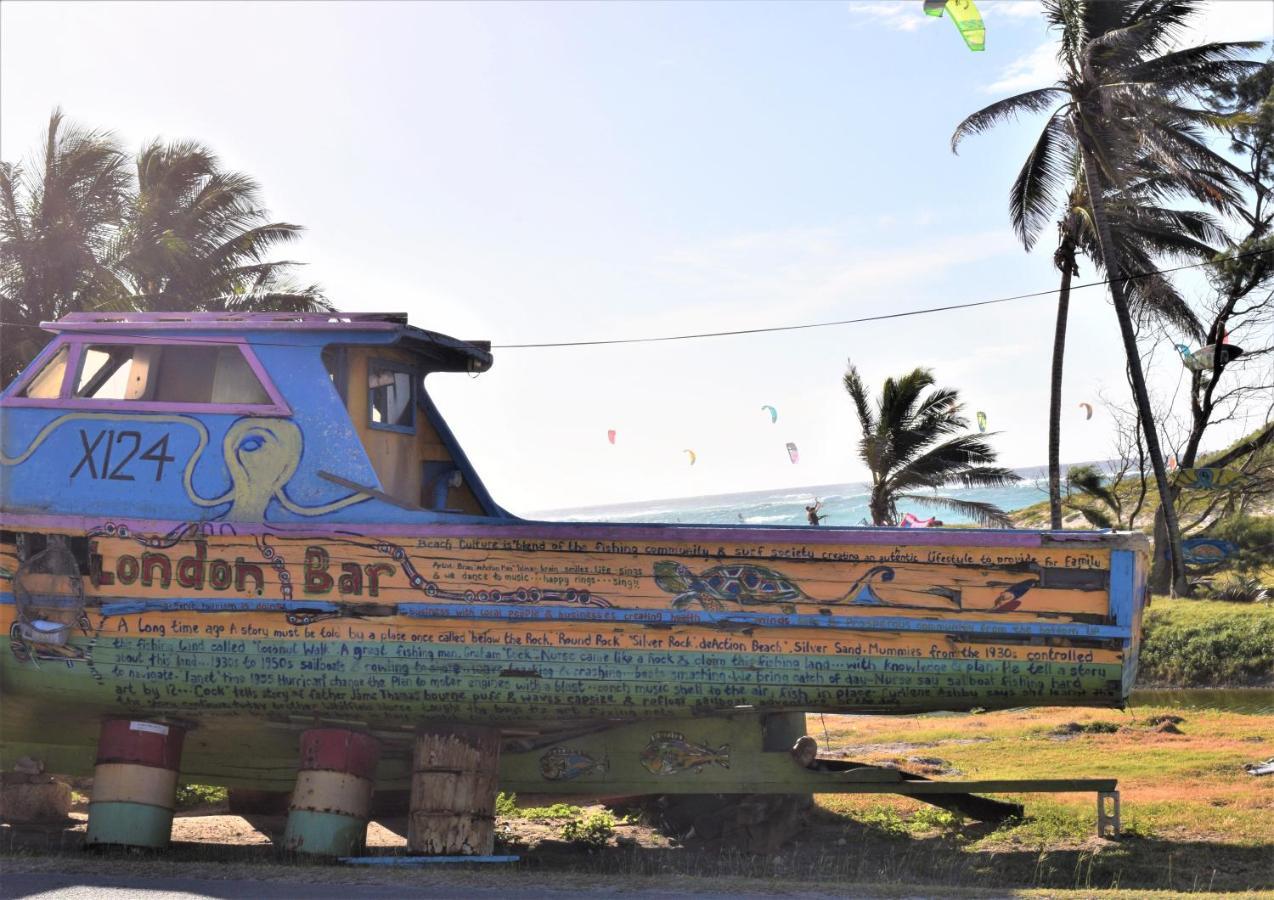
left=1139, top=599, right=1274, bottom=686
left=857, top=804, right=909, bottom=835
left=495, top=791, right=518, bottom=817
left=909, top=806, right=962, bottom=832
left=560, top=810, right=616, bottom=847
left=174, top=784, right=227, bottom=810
left=513, top=802, right=584, bottom=820
left=1204, top=572, right=1269, bottom=603
left=1200, top=515, right=1274, bottom=574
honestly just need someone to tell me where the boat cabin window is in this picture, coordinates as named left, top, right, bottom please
left=20, top=346, right=69, bottom=399
left=322, top=345, right=488, bottom=515
left=74, top=343, right=271, bottom=405
left=368, top=362, right=415, bottom=432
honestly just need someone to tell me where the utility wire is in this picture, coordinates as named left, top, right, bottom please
left=0, top=247, right=1269, bottom=351
left=493, top=248, right=1272, bottom=348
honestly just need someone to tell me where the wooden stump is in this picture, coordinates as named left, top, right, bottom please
left=408, top=725, right=501, bottom=855
left=0, top=777, right=72, bottom=823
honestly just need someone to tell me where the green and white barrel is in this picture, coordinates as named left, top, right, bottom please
left=85, top=719, right=185, bottom=849
left=283, top=728, right=381, bottom=856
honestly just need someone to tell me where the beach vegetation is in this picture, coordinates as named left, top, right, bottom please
left=842, top=362, right=1019, bottom=527
left=559, top=809, right=617, bottom=848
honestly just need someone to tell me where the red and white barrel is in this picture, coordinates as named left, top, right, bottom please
left=283, top=728, right=380, bottom=856
left=85, top=719, right=186, bottom=849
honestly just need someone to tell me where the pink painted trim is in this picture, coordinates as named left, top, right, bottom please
left=2, top=339, right=68, bottom=401
left=0, top=334, right=292, bottom=416
left=58, top=339, right=79, bottom=398
left=46, top=312, right=404, bottom=333
left=0, top=511, right=1084, bottom=548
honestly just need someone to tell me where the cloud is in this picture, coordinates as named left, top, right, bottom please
left=1184, top=0, right=1274, bottom=46
left=844, top=2, right=927, bottom=32
left=984, top=39, right=1060, bottom=93
left=632, top=225, right=1020, bottom=339
left=977, top=1, right=1044, bottom=20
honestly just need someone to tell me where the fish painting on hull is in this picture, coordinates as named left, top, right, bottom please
left=639, top=732, right=730, bottom=775
left=539, top=747, right=609, bottom=782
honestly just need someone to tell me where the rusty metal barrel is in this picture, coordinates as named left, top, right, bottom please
left=408, top=725, right=501, bottom=855
left=85, top=719, right=185, bottom=849
left=283, top=728, right=380, bottom=856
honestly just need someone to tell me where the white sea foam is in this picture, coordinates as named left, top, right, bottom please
left=537, top=471, right=1052, bottom=527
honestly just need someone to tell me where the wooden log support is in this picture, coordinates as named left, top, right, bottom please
left=408, top=725, right=501, bottom=856
left=85, top=719, right=185, bottom=850
left=283, top=728, right=380, bottom=857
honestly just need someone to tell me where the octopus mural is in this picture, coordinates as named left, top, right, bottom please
left=0, top=412, right=368, bottom=522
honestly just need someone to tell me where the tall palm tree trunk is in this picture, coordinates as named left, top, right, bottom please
left=1078, top=145, right=1188, bottom=595
left=1047, top=241, right=1076, bottom=530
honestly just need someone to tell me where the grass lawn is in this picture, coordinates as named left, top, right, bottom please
left=810, top=704, right=1273, bottom=892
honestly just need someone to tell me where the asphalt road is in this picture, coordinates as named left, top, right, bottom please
left=1, top=872, right=850, bottom=900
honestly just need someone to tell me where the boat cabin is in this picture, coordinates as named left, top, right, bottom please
left=0, top=312, right=508, bottom=526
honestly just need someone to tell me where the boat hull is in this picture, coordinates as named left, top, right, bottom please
left=1, top=519, right=1147, bottom=782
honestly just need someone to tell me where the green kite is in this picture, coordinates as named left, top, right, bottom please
left=924, top=0, right=985, bottom=52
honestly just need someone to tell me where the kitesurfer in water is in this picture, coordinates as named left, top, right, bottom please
left=806, top=499, right=827, bottom=526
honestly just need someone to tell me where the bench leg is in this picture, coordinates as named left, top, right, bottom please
left=1097, top=790, right=1120, bottom=838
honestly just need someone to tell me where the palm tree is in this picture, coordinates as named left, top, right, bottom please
left=844, top=363, right=1020, bottom=527
left=108, top=140, right=330, bottom=313
left=951, top=0, right=1260, bottom=593
left=0, top=110, right=131, bottom=385
left=1, top=114, right=333, bottom=387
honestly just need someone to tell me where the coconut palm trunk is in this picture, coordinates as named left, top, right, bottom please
left=1077, top=141, right=1188, bottom=595
left=1047, top=238, right=1077, bottom=530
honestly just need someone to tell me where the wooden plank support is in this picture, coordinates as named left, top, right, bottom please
left=85, top=719, right=185, bottom=850
left=408, top=725, right=501, bottom=856
left=283, top=728, right=381, bottom=857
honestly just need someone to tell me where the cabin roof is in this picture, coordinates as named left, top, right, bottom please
left=42, top=311, right=493, bottom=373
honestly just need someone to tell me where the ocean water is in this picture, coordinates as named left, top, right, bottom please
left=538, top=466, right=1058, bottom=527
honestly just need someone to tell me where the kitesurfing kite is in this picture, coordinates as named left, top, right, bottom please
left=1176, top=342, right=1243, bottom=373
left=683, top=449, right=697, bottom=466
left=1079, top=402, right=1093, bottom=420
left=786, top=442, right=799, bottom=464
left=976, top=411, right=987, bottom=433
left=607, top=429, right=616, bottom=445
left=923, top=0, right=985, bottom=52
left=761, top=405, right=778, bottom=424
left=901, top=513, right=938, bottom=528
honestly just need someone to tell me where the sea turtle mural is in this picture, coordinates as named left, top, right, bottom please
left=654, top=560, right=1037, bottom=613
left=653, top=561, right=897, bottom=613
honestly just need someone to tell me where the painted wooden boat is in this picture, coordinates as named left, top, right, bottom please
left=1, top=312, right=1148, bottom=794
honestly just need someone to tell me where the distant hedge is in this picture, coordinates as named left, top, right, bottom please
left=1138, top=599, right=1274, bottom=687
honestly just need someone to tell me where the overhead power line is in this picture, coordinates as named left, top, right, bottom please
left=492, top=247, right=1273, bottom=349
left=0, top=247, right=1268, bottom=350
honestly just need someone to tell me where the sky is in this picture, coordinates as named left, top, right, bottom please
left=2, top=1, right=1271, bottom=514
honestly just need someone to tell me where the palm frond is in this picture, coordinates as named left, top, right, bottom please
left=951, top=89, right=1067, bottom=154
left=1011, top=109, right=1074, bottom=250
left=1070, top=504, right=1116, bottom=529
left=896, top=493, right=1015, bottom=528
